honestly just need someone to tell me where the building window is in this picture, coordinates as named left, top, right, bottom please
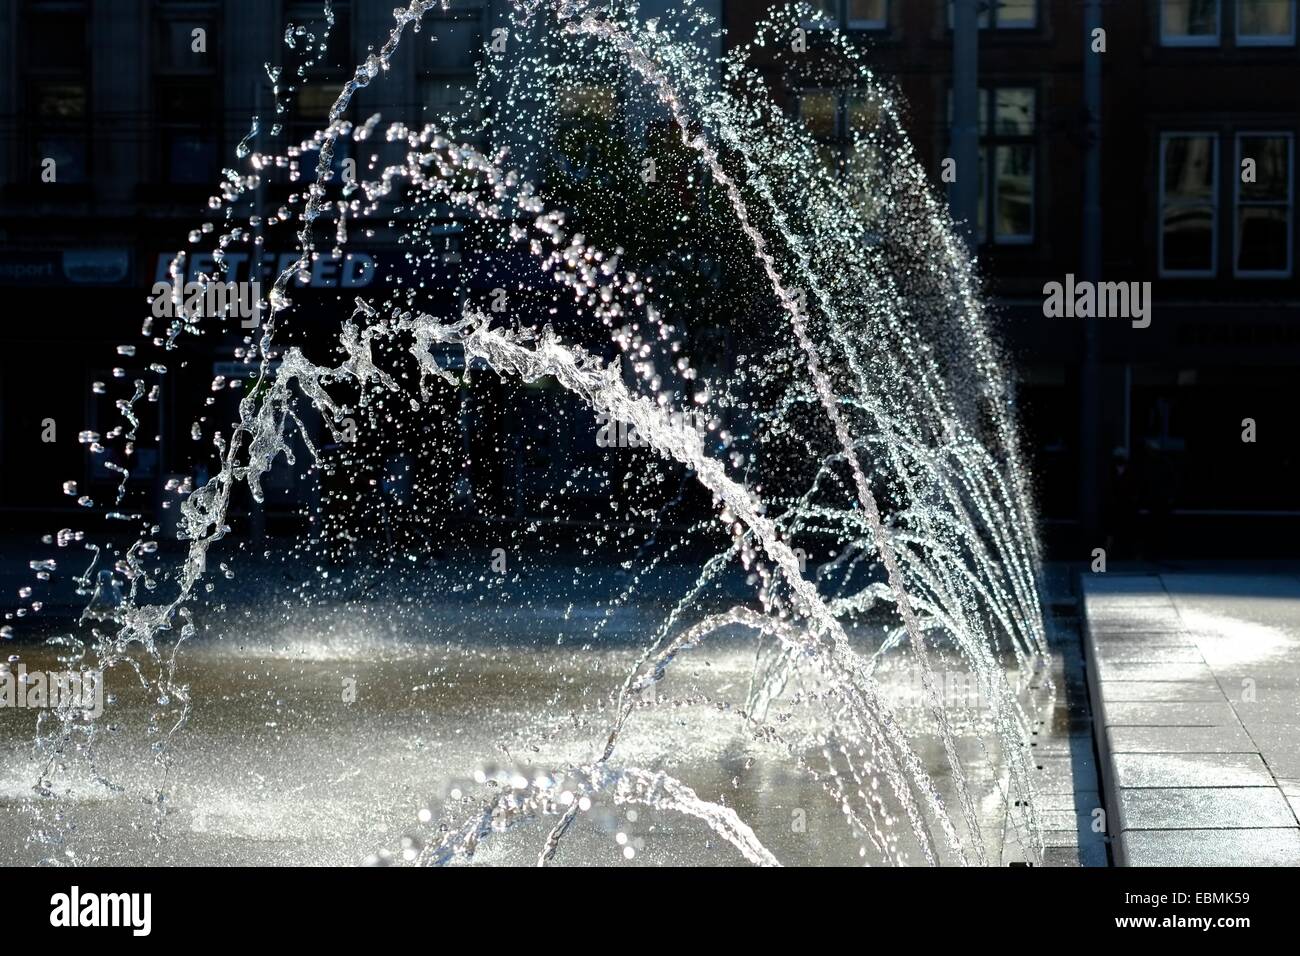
left=796, top=88, right=887, bottom=224
left=153, top=2, right=217, bottom=71
left=25, top=0, right=87, bottom=70
left=798, top=89, right=882, bottom=171
left=1159, top=132, right=1219, bottom=277
left=417, top=3, right=485, bottom=133
left=155, top=80, right=218, bottom=184
left=31, top=82, right=89, bottom=183
left=286, top=0, right=352, bottom=72
left=23, top=0, right=90, bottom=183
left=947, top=1, right=1037, bottom=30
left=290, top=81, right=346, bottom=150
left=1237, top=0, right=1296, bottom=45
left=1235, top=133, right=1293, bottom=277
left=808, top=0, right=888, bottom=30
left=284, top=2, right=353, bottom=176
left=154, top=2, right=220, bottom=184
left=947, top=87, right=1035, bottom=243
left=1160, top=0, right=1221, bottom=46
left=419, top=5, right=485, bottom=73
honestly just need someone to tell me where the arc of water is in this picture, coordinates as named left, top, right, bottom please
left=562, top=10, right=987, bottom=863
left=397, top=309, right=965, bottom=863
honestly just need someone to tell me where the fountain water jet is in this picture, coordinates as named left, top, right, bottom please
left=8, top=0, right=1048, bottom=867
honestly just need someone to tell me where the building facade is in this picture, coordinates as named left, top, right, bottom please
left=729, top=0, right=1300, bottom=555
left=0, top=0, right=735, bottom=540
left=2, top=0, right=1296, bottom=557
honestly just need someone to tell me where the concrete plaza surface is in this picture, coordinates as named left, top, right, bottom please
left=1082, top=572, right=1300, bottom=865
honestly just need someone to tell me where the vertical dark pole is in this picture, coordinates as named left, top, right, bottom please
left=1080, top=0, right=1104, bottom=545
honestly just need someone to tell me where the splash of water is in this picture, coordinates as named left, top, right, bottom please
left=12, top=0, right=1047, bottom=866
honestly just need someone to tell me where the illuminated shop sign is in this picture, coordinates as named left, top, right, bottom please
left=153, top=251, right=376, bottom=288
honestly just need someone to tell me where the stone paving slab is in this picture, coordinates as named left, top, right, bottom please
left=1037, top=808, right=1093, bottom=830
left=1088, top=620, right=1187, bottom=634
left=1280, top=780, right=1300, bottom=822
left=1041, top=829, right=1083, bottom=848
left=1095, top=661, right=1215, bottom=682
left=1119, top=787, right=1297, bottom=830
left=1249, top=747, right=1300, bottom=780
left=1029, top=732, right=1094, bottom=758
left=1093, top=645, right=1205, bottom=663
left=1081, top=577, right=1167, bottom=597
left=1100, top=680, right=1226, bottom=703
left=1082, top=574, right=1300, bottom=866
left=1106, top=724, right=1257, bottom=754
left=1102, top=700, right=1243, bottom=727
left=1086, top=639, right=1196, bottom=655
left=1088, top=606, right=1183, bottom=620
left=1124, top=828, right=1300, bottom=866
left=1035, top=789, right=1101, bottom=813
left=1041, top=843, right=1108, bottom=867
left=1113, top=752, right=1275, bottom=788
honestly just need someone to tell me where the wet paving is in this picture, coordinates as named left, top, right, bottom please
left=0, top=555, right=1090, bottom=866
left=1083, top=571, right=1300, bottom=865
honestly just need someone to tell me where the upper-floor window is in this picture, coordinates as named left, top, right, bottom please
left=1235, top=133, right=1294, bottom=277
left=419, top=4, right=486, bottom=74
left=795, top=88, right=886, bottom=224
left=153, top=1, right=217, bottom=72
left=154, top=79, right=218, bottom=184
left=1161, top=0, right=1296, bottom=45
left=25, top=0, right=88, bottom=70
left=947, top=1, right=1037, bottom=30
left=23, top=0, right=90, bottom=183
left=798, top=89, right=881, bottom=169
left=1158, top=130, right=1295, bottom=278
left=1161, top=0, right=1220, bottom=45
left=807, top=0, right=888, bottom=30
left=418, top=2, right=485, bottom=137
left=284, top=1, right=354, bottom=176
left=1159, top=132, right=1218, bottom=276
left=947, top=86, right=1036, bottom=243
left=286, top=0, right=353, bottom=72
left=153, top=2, right=219, bottom=184
left=1238, top=0, right=1297, bottom=44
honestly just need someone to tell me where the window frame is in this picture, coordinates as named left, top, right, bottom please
left=22, top=0, right=93, bottom=184
left=846, top=0, right=888, bottom=31
left=1233, top=131, right=1294, bottom=279
left=417, top=4, right=487, bottom=76
left=1158, top=131, right=1221, bottom=279
left=1236, top=0, right=1297, bottom=46
left=984, top=87, right=1036, bottom=245
left=947, top=85, right=1038, bottom=245
left=1159, top=0, right=1222, bottom=47
left=797, top=87, right=849, bottom=173
left=152, top=0, right=219, bottom=76
left=152, top=1, right=222, bottom=185
left=796, top=87, right=882, bottom=169
left=804, top=0, right=888, bottom=32
left=946, top=0, right=1039, bottom=31
left=416, top=2, right=487, bottom=142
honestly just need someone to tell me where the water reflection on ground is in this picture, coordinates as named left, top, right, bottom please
left=0, top=559, right=1047, bottom=866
